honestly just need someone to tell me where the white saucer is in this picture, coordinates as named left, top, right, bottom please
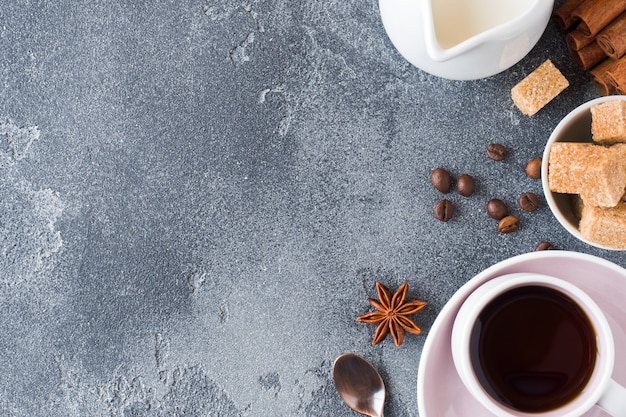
left=417, top=251, right=626, bottom=417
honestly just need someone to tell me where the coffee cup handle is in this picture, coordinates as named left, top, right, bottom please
left=598, top=379, right=626, bottom=416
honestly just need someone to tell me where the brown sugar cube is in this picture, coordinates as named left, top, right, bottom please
left=579, top=144, right=626, bottom=208
left=511, top=60, right=569, bottom=116
left=591, top=100, right=626, bottom=144
left=579, top=202, right=626, bottom=249
left=548, top=142, right=626, bottom=207
left=548, top=142, right=605, bottom=194
left=612, top=143, right=626, bottom=201
left=611, top=143, right=626, bottom=158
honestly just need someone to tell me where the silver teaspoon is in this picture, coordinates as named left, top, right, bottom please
left=333, top=353, right=386, bottom=417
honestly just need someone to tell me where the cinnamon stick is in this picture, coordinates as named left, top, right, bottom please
left=569, top=40, right=607, bottom=70
left=590, top=58, right=620, bottom=96
left=566, top=27, right=595, bottom=51
left=572, top=0, right=626, bottom=37
left=553, top=0, right=586, bottom=31
left=596, top=11, right=626, bottom=60
left=607, top=55, right=626, bottom=93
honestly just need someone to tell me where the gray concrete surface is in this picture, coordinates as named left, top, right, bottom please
left=1, top=1, right=623, bottom=416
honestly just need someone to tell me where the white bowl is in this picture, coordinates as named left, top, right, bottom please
left=541, top=95, right=626, bottom=250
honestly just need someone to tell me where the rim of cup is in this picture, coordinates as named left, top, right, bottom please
left=451, top=272, right=615, bottom=417
left=541, top=95, right=626, bottom=250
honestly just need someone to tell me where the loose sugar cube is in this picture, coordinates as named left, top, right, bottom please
left=511, top=60, right=569, bottom=116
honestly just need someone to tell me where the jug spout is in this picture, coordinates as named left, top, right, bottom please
left=378, top=0, right=554, bottom=79
left=421, top=0, right=541, bottom=63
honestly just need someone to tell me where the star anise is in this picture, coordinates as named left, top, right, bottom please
left=357, top=281, right=426, bottom=347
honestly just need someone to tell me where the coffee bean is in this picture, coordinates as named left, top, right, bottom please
left=434, top=199, right=454, bottom=222
left=486, top=199, right=508, bottom=220
left=525, top=157, right=542, bottom=179
left=431, top=168, right=452, bottom=193
left=498, top=215, right=519, bottom=233
left=519, top=192, right=539, bottom=212
left=487, top=143, right=507, bottom=161
left=457, top=174, right=475, bottom=197
left=535, top=241, right=555, bottom=251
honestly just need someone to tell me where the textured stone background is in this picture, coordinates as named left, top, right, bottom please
left=1, top=1, right=624, bottom=416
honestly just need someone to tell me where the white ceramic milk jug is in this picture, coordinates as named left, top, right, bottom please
left=379, top=0, right=554, bottom=80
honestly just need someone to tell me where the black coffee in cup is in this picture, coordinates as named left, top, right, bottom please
left=469, top=285, right=597, bottom=413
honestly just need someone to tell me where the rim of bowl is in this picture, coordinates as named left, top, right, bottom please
left=541, top=95, right=626, bottom=251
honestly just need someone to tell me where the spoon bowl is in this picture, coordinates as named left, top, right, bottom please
left=332, top=353, right=386, bottom=417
